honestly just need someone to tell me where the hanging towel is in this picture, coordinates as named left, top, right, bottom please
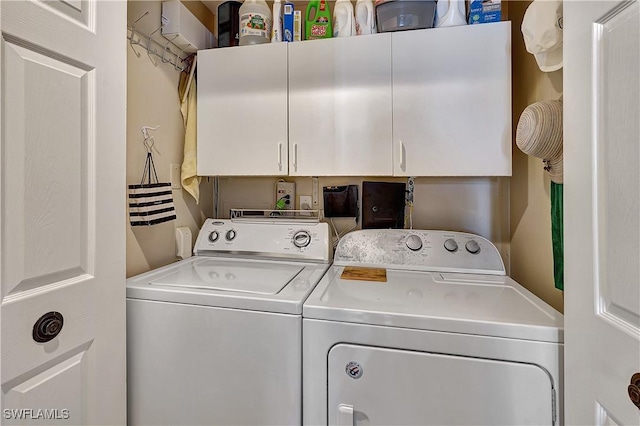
left=551, top=182, right=564, bottom=290
left=180, top=75, right=200, bottom=204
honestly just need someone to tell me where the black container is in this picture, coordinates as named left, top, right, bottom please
left=375, top=0, right=436, bottom=33
left=218, top=1, right=242, bottom=47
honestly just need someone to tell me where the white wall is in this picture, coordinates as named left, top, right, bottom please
left=126, top=1, right=213, bottom=277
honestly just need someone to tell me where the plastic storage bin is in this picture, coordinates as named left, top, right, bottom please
left=375, top=0, right=436, bottom=32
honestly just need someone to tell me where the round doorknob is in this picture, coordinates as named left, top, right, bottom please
left=628, top=373, right=640, bottom=409
left=33, top=312, right=64, bottom=343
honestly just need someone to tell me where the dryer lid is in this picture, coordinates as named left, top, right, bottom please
left=149, top=257, right=304, bottom=295
left=303, top=267, right=564, bottom=343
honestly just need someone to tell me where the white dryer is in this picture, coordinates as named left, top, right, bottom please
left=127, top=218, right=330, bottom=426
left=303, top=229, right=564, bottom=426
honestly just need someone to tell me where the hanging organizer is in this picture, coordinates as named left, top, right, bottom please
left=128, top=126, right=177, bottom=226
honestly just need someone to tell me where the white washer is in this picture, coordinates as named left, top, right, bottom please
left=127, top=218, right=330, bottom=426
left=303, top=229, right=564, bottom=426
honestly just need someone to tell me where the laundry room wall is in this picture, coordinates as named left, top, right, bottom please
left=126, top=1, right=214, bottom=277
left=509, top=0, right=564, bottom=312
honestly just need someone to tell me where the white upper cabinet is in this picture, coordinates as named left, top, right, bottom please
left=197, top=22, right=511, bottom=177
left=392, top=22, right=512, bottom=176
left=197, top=43, right=288, bottom=176
left=288, top=33, right=393, bottom=176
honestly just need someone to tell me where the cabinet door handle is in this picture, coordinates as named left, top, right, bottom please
left=277, top=143, right=283, bottom=171
left=293, top=143, right=298, bottom=172
left=336, top=404, right=354, bottom=426
left=398, top=140, right=406, bottom=171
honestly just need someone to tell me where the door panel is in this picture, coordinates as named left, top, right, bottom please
left=1, top=38, right=91, bottom=298
left=328, top=344, right=554, bottom=425
left=564, top=0, right=640, bottom=424
left=0, top=0, right=126, bottom=424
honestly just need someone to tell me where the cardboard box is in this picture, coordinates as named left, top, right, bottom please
left=293, top=10, right=302, bottom=41
left=469, top=0, right=501, bottom=24
left=283, top=2, right=295, bottom=42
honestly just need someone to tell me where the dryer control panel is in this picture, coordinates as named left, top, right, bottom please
left=333, top=230, right=505, bottom=275
left=193, top=219, right=331, bottom=263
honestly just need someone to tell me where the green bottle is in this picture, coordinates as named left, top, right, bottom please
left=305, top=0, right=332, bottom=40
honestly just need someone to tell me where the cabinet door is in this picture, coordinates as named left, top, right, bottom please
left=392, top=23, right=512, bottom=176
left=288, top=34, right=393, bottom=176
left=198, top=44, right=288, bottom=176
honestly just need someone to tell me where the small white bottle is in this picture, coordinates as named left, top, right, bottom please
left=355, top=0, right=376, bottom=35
left=239, top=0, right=272, bottom=46
left=435, top=0, right=467, bottom=28
left=333, top=0, right=356, bottom=37
left=272, top=0, right=283, bottom=42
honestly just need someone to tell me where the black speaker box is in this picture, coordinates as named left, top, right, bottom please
left=362, top=181, right=406, bottom=229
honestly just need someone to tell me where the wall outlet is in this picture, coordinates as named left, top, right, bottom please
left=300, top=196, right=312, bottom=209
left=276, top=181, right=295, bottom=210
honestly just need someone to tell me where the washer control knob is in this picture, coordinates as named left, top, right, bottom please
left=466, top=240, right=481, bottom=254
left=208, top=231, right=219, bottom=243
left=405, top=234, right=423, bottom=251
left=444, top=238, right=458, bottom=252
left=225, top=230, right=237, bottom=241
left=293, top=230, right=312, bottom=248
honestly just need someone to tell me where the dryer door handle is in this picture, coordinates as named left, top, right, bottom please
left=337, top=404, right=354, bottom=426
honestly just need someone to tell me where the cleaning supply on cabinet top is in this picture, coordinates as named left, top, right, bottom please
left=272, top=0, right=283, bottom=41
left=239, top=0, right=272, bottom=45
left=435, top=0, right=466, bottom=28
left=355, top=0, right=376, bottom=35
left=294, top=10, right=302, bottom=40
left=283, top=1, right=295, bottom=41
left=375, top=0, right=436, bottom=33
left=305, top=0, right=332, bottom=40
left=333, top=0, right=356, bottom=37
left=469, top=0, right=501, bottom=24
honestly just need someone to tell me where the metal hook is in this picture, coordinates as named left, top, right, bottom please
left=141, top=126, right=160, bottom=153
left=146, top=25, right=163, bottom=67
left=175, top=43, right=191, bottom=71
left=162, top=35, right=179, bottom=64
left=129, top=11, right=149, bottom=57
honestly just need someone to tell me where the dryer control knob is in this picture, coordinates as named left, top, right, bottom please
left=208, top=231, right=219, bottom=243
left=405, top=235, right=423, bottom=251
left=226, top=230, right=237, bottom=241
left=292, top=230, right=311, bottom=248
left=444, top=238, right=458, bottom=252
left=466, top=240, right=481, bottom=254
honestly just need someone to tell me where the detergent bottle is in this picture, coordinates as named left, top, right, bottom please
left=305, top=0, right=332, bottom=40
left=333, top=0, right=355, bottom=37
left=239, top=0, right=272, bottom=45
left=355, top=0, right=376, bottom=35
left=435, top=0, right=467, bottom=28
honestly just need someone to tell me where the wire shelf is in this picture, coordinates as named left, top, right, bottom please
left=229, top=209, right=322, bottom=224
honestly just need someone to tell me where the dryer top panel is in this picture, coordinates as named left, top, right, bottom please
left=333, top=229, right=505, bottom=275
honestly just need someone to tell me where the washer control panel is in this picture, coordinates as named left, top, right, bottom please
left=194, top=219, right=331, bottom=262
left=334, top=229, right=505, bottom=275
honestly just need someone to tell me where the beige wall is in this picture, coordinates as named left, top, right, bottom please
left=217, top=176, right=511, bottom=263
left=127, top=1, right=213, bottom=277
left=509, top=0, right=564, bottom=312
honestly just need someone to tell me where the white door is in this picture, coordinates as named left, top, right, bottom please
left=288, top=34, right=393, bottom=176
left=564, top=0, right=640, bottom=424
left=0, top=1, right=126, bottom=425
left=391, top=23, right=511, bottom=177
left=197, top=43, right=288, bottom=176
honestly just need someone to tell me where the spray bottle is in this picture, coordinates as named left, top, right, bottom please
left=435, top=0, right=467, bottom=28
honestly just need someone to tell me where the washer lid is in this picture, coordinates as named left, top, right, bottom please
left=303, top=267, right=564, bottom=343
left=149, top=258, right=303, bottom=295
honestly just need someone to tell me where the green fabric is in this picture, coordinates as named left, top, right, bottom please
left=551, top=182, right=564, bottom=291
